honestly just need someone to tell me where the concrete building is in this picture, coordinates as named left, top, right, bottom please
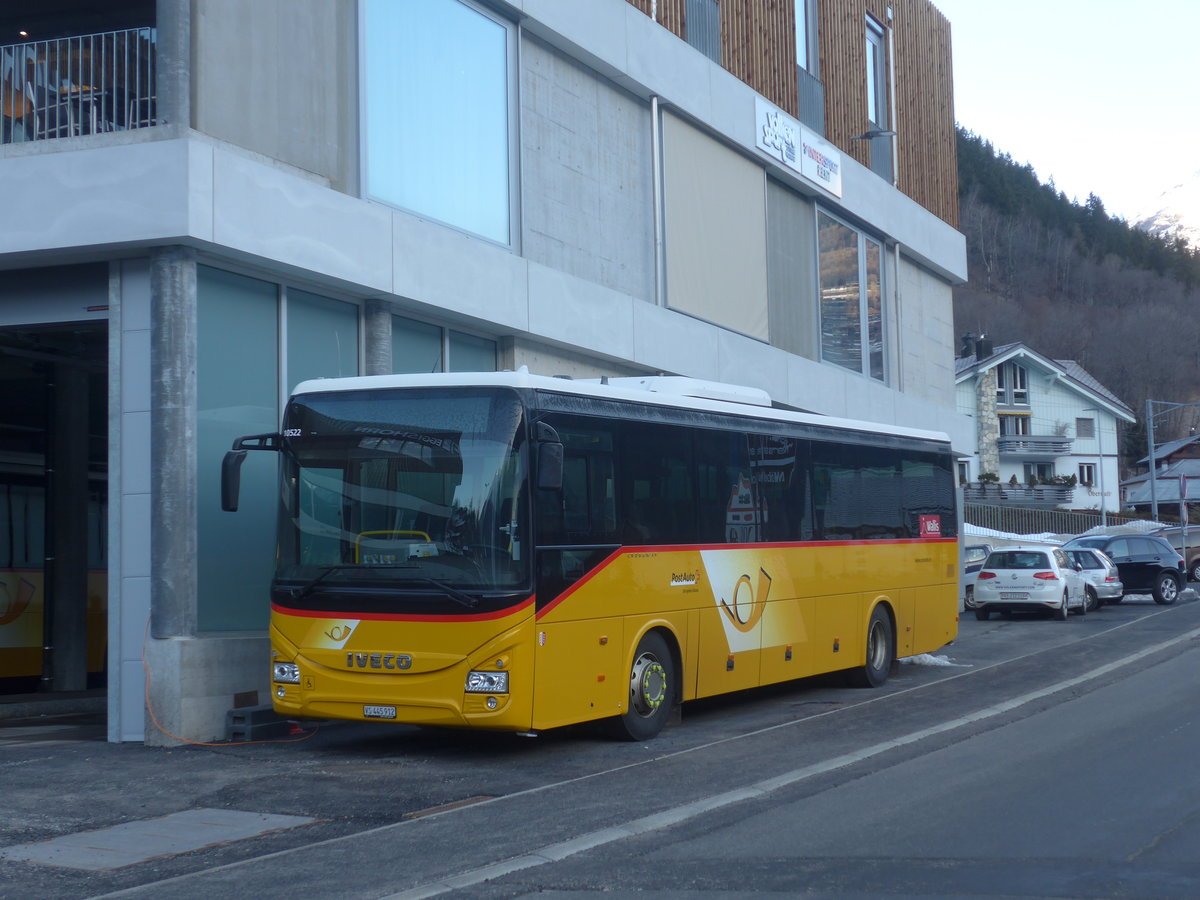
left=0, top=0, right=968, bottom=742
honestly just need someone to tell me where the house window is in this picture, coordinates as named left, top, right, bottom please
left=686, top=0, right=721, bottom=63
left=818, top=210, right=886, bottom=381
left=1079, top=463, right=1096, bottom=487
left=995, top=362, right=1029, bottom=406
left=1076, top=417, right=1096, bottom=439
left=363, top=0, right=515, bottom=245
left=1023, top=462, right=1054, bottom=483
left=999, top=415, right=1030, bottom=436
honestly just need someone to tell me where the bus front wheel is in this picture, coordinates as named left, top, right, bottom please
left=608, top=631, right=676, bottom=741
left=846, top=606, right=894, bottom=688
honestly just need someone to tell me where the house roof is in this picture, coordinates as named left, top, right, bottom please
left=955, top=341, right=1136, bottom=422
left=1122, top=457, right=1200, bottom=503
left=1134, top=434, right=1200, bottom=466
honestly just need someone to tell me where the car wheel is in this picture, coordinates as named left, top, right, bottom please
left=1057, top=590, right=1070, bottom=621
left=1153, top=571, right=1181, bottom=605
left=1190, top=559, right=1200, bottom=584
left=965, top=585, right=974, bottom=606
left=974, top=607, right=989, bottom=621
left=607, top=631, right=675, bottom=741
left=846, top=605, right=894, bottom=688
left=1084, top=586, right=1099, bottom=612
left=1075, top=588, right=1087, bottom=616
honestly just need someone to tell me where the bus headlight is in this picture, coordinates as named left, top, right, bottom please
left=273, top=662, right=300, bottom=684
left=465, top=671, right=509, bottom=694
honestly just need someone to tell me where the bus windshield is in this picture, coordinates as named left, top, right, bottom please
left=275, top=387, right=529, bottom=605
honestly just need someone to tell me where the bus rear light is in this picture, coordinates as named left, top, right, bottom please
left=466, top=671, right=509, bottom=694
left=273, top=662, right=300, bottom=684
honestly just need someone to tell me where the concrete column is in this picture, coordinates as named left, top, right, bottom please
left=363, top=298, right=392, bottom=376
left=977, top=369, right=1000, bottom=477
left=150, top=247, right=197, bottom=640
left=155, top=0, right=190, bottom=130
left=46, top=362, right=90, bottom=692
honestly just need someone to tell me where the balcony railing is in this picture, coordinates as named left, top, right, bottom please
left=2, top=27, right=156, bottom=145
left=997, top=435, right=1072, bottom=458
left=963, top=483, right=1076, bottom=508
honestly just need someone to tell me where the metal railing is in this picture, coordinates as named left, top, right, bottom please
left=2, top=27, right=156, bottom=145
left=996, top=435, right=1072, bottom=456
left=964, top=503, right=1144, bottom=540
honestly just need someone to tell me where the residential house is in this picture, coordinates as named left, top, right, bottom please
left=955, top=339, right=1134, bottom=513
left=0, top=0, right=968, bottom=742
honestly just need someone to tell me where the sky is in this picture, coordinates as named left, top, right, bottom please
left=930, top=0, right=1197, bottom=223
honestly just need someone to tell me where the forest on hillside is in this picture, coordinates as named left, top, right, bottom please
left=953, top=129, right=1200, bottom=457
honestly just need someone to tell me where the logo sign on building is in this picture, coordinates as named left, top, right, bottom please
left=754, top=98, right=843, bottom=197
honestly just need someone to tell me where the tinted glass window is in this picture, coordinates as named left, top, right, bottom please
left=1105, top=538, right=1131, bottom=557
left=536, top=418, right=616, bottom=546
left=695, top=429, right=754, bottom=543
left=618, top=421, right=695, bottom=545
left=986, top=551, right=1051, bottom=570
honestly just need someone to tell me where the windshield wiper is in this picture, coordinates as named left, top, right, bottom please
left=289, top=565, right=478, bottom=608
left=291, top=563, right=417, bottom=602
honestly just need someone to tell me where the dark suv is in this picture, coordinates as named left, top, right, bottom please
left=1059, top=534, right=1185, bottom=605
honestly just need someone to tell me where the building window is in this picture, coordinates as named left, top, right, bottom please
left=818, top=210, right=885, bottom=381
left=865, top=17, right=887, bottom=130
left=686, top=0, right=721, bottom=63
left=957, top=461, right=969, bottom=486
left=999, top=415, right=1030, bottom=436
left=1079, top=463, right=1096, bottom=487
left=1024, top=462, right=1054, bottom=483
left=391, top=316, right=497, bottom=373
left=1076, top=417, right=1096, bottom=439
left=995, top=362, right=1029, bottom=406
left=363, top=0, right=515, bottom=245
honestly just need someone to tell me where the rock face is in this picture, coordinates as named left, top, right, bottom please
left=1136, top=171, right=1200, bottom=250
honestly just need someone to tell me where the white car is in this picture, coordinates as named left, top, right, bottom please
left=1061, top=547, right=1123, bottom=610
left=969, top=546, right=1087, bottom=621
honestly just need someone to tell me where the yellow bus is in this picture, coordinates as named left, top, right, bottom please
left=223, top=371, right=958, bottom=740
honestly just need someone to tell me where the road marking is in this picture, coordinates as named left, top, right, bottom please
left=85, top=616, right=1200, bottom=900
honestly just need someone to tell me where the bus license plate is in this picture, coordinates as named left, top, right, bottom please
left=999, top=592, right=1028, bottom=600
left=363, top=705, right=397, bottom=719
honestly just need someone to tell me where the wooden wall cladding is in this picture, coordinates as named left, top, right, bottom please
left=623, top=0, right=958, bottom=227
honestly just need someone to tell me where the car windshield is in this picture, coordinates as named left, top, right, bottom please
left=985, top=551, right=1051, bottom=570
left=274, top=387, right=529, bottom=604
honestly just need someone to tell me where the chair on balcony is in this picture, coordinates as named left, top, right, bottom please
left=29, top=79, right=77, bottom=139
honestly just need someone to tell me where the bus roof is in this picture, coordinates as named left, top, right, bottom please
left=290, top=370, right=951, bottom=447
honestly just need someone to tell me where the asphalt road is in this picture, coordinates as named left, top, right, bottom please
left=2, top=593, right=1199, bottom=899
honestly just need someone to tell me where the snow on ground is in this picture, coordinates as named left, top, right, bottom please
left=899, top=653, right=970, bottom=667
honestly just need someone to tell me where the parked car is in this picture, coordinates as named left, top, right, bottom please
left=1059, top=534, right=1185, bottom=605
left=1061, top=547, right=1123, bottom=610
left=968, top=546, right=1087, bottom=621
left=1151, top=526, right=1200, bottom=583
left=961, top=542, right=993, bottom=607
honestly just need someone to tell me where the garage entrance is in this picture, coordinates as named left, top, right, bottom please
left=0, top=321, right=108, bottom=696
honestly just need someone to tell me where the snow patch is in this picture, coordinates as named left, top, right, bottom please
left=900, top=653, right=969, bottom=668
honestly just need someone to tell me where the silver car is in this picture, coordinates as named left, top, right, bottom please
left=1062, top=547, right=1123, bottom=610
left=969, top=546, right=1087, bottom=621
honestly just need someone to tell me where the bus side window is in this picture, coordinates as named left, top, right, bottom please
left=536, top=420, right=616, bottom=545
left=618, top=422, right=695, bottom=545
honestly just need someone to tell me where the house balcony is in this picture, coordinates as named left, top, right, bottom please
left=2, top=27, right=156, bottom=146
left=963, top=483, right=1075, bottom=508
left=997, top=435, right=1071, bottom=459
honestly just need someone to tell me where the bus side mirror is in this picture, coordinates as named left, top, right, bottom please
left=221, top=450, right=247, bottom=512
left=538, top=442, right=563, bottom=492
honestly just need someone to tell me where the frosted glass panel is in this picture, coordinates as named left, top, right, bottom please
left=197, top=267, right=278, bottom=632
left=448, top=330, right=496, bottom=372
left=392, top=316, right=442, bottom=373
left=286, top=290, right=359, bottom=393
left=365, top=0, right=511, bottom=244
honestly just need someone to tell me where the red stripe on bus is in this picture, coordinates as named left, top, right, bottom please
left=272, top=594, right=535, bottom=623
left=534, top=536, right=956, bottom=620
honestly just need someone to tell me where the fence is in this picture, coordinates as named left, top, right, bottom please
left=2, top=27, right=156, bottom=145
left=963, top=503, right=1147, bottom=540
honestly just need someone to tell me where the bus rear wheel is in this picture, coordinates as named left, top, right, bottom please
left=608, top=631, right=675, bottom=741
left=846, top=606, right=894, bottom=688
